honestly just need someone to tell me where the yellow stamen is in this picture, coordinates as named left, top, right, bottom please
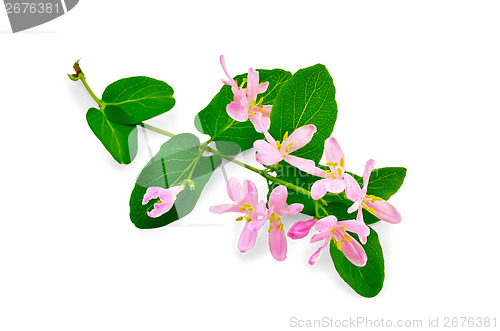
left=337, top=168, right=342, bottom=176
left=345, top=234, right=352, bottom=242
left=245, top=216, right=252, bottom=222
left=235, top=216, right=244, bottom=221
left=339, top=157, right=344, bottom=168
left=282, top=131, right=289, bottom=142
left=336, top=241, right=342, bottom=251
left=268, top=225, right=274, bottom=233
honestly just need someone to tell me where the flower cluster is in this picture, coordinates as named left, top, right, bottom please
left=142, top=56, right=402, bottom=268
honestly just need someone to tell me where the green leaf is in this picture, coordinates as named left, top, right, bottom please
left=330, top=227, right=385, bottom=297
left=194, top=69, right=292, bottom=155
left=86, top=107, right=138, bottom=164
left=102, top=76, right=175, bottom=125
left=129, top=133, right=221, bottom=229
left=269, top=64, right=338, bottom=163
left=366, top=167, right=407, bottom=200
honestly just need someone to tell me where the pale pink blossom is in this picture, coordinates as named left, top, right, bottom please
left=344, top=160, right=401, bottom=243
left=142, top=186, right=184, bottom=218
left=249, top=185, right=303, bottom=261
left=253, top=124, right=320, bottom=174
left=308, top=137, right=348, bottom=200
left=308, top=216, right=370, bottom=266
left=220, top=55, right=271, bottom=133
left=209, top=178, right=266, bottom=253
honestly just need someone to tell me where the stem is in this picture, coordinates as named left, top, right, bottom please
left=79, top=74, right=105, bottom=108
left=206, top=146, right=265, bottom=176
left=141, top=123, right=326, bottom=203
left=140, top=123, right=175, bottom=137
left=207, top=146, right=314, bottom=198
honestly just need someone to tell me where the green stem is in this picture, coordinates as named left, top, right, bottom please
left=206, top=146, right=265, bottom=175
left=206, top=146, right=314, bottom=198
left=140, top=123, right=175, bottom=137
left=141, top=123, right=322, bottom=203
left=78, top=74, right=105, bottom=109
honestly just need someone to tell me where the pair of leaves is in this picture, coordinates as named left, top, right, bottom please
left=129, top=134, right=221, bottom=229
left=194, top=69, right=292, bottom=155
left=86, top=77, right=175, bottom=164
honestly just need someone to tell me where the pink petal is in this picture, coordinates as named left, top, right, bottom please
left=363, top=159, right=376, bottom=188
left=347, top=200, right=361, bottom=214
left=308, top=239, right=329, bottom=265
left=254, top=140, right=283, bottom=165
left=283, top=124, right=316, bottom=153
left=344, top=173, right=363, bottom=202
left=261, top=105, right=272, bottom=117
left=268, top=185, right=287, bottom=212
left=325, top=137, right=345, bottom=171
left=325, top=178, right=346, bottom=194
left=257, top=81, right=269, bottom=94
left=158, top=187, right=182, bottom=205
left=227, top=101, right=248, bottom=122
left=311, top=179, right=328, bottom=200
left=246, top=68, right=259, bottom=102
left=254, top=201, right=268, bottom=218
left=226, top=177, right=243, bottom=203
left=169, top=185, right=184, bottom=197
left=310, top=230, right=331, bottom=243
left=142, top=187, right=162, bottom=205
left=209, top=203, right=239, bottom=214
left=249, top=112, right=266, bottom=133
left=364, top=199, right=401, bottom=224
left=340, top=235, right=367, bottom=267
left=242, top=180, right=259, bottom=206
left=314, top=215, right=338, bottom=232
left=288, top=219, right=317, bottom=239
left=338, top=220, right=370, bottom=239
left=281, top=203, right=304, bottom=215
left=238, top=222, right=258, bottom=253
left=283, top=155, right=318, bottom=175
left=269, top=222, right=287, bottom=261
left=220, top=55, right=236, bottom=87
left=248, top=216, right=268, bottom=232
left=147, top=201, right=173, bottom=218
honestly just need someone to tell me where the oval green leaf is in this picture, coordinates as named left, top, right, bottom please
left=102, top=76, right=175, bottom=125
left=86, top=107, right=138, bottom=164
left=269, top=64, right=338, bottom=163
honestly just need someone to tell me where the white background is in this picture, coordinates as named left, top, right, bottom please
left=1, top=1, right=499, bottom=330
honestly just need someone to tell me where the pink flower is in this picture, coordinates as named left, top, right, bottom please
left=344, top=160, right=401, bottom=241
left=209, top=178, right=266, bottom=253
left=308, top=137, right=348, bottom=200
left=220, top=55, right=272, bottom=133
left=142, top=186, right=184, bottom=218
left=287, top=218, right=317, bottom=240
left=308, top=216, right=370, bottom=267
left=253, top=124, right=320, bottom=174
left=249, top=185, right=303, bottom=261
